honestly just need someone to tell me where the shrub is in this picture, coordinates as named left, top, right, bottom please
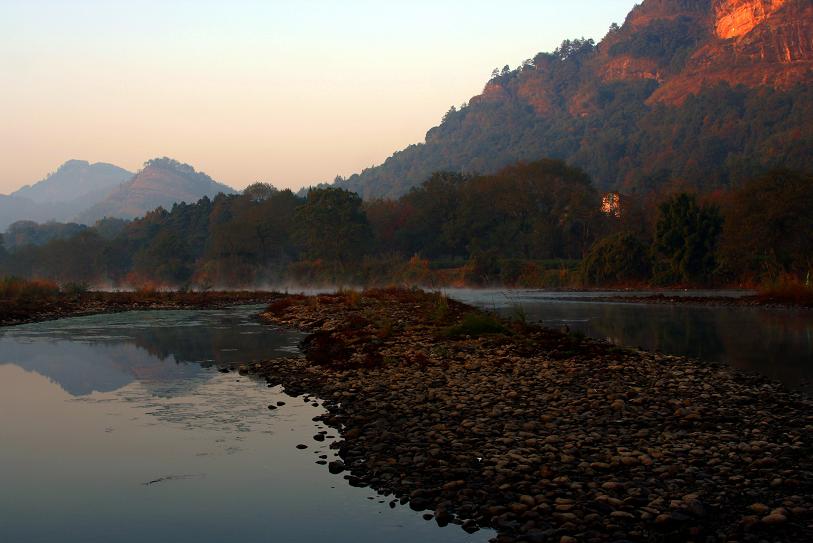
left=430, top=292, right=450, bottom=323
left=443, top=312, right=510, bottom=338
left=62, top=282, right=89, bottom=297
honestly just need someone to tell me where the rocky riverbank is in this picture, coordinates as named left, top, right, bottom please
left=0, top=291, right=281, bottom=327
left=570, top=293, right=812, bottom=310
left=248, top=288, right=812, bottom=543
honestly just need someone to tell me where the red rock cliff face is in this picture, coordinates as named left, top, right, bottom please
left=652, top=0, right=812, bottom=103
left=714, top=0, right=787, bottom=39
left=466, top=0, right=811, bottom=112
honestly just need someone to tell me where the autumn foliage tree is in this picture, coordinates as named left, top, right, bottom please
left=720, top=170, right=813, bottom=281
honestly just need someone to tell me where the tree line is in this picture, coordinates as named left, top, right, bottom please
left=0, top=160, right=810, bottom=289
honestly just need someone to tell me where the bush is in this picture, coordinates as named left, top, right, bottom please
left=463, top=252, right=501, bottom=285
left=443, top=312, right=510, bottom=338
left=62, top=282, right=89, bottom=297
left=581, top=232, right=651, bottom=286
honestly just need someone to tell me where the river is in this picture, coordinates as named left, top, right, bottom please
left=0, top=306, right=490, bottom=543
left=446, top=289, right=813, bottom=394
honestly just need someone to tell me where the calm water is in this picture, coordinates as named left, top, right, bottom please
left=0, top=306, right=490, bottom=543
left=447, top=289, right=813, bottom=394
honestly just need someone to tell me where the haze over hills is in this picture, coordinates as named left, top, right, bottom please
left=76, top=158, right=236, bottom=224
left=0, top=160, right=134, bottom=230
left=11, top=160, right=132, bottom=205
left=1, top=158, right=236, bottom=230
left=336, top=0, right=813, bottom=199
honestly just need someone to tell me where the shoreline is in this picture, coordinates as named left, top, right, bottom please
left=557, top=293, right=813, bottom=310
left=4, top=289, right=811, bottom=541
left=0, top=291, right=283, bottom=327
left=2, top=286, right=808, bottom=330
left=248, top=288, right=811, bottom=542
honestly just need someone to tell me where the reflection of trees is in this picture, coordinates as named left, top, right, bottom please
left=716, top=308, right=813, bottom=389
left=583, top=304, right=725, bottom=361
left=505, top=300, right=812, bottom=392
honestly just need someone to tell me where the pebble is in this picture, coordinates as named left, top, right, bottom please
left=254, top=288, right=813, bottom=543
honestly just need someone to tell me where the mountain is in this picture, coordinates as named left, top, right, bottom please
left=0, top=195, right=55, bottom=231
left=76, top=157, right=236, bottom=223
left=336, top=0, right=813, bottom=199
left=11, top=160, right=132, bottom=204
left=0, top=160, right=133, bottom=230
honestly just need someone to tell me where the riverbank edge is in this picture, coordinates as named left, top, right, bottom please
left=0, top=291, right=285, bottom=327
left=554, top=293, right=813, bottom=310
left=244, top=288, right=812, bottom=543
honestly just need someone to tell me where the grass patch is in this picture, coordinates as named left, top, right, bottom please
left=443, top=312, right=510, bottom=339
left=430, top=292, right=451, bottom=323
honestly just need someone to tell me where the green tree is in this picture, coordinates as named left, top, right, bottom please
left=581, top=232, right=651, bottom=285
left=293, top=188, right=372, bottom=264
left=652, top=193, right=722, bottom=284
left=398, top=172, right=467, bottom=258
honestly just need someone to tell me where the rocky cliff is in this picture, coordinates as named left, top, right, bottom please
left=652, top=0, right=812, bottom=102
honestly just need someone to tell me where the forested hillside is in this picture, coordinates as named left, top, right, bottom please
left=1, top=160, right=809, bottom=289
left=336, top=0, right=813, bottom=198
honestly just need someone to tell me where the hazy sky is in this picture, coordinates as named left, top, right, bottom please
left=0, top=0, right=638, bottom=193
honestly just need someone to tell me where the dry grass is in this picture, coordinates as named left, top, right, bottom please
left=757, top=278, right=813, bottom=307
left=0, top=277, right=60, bottom=301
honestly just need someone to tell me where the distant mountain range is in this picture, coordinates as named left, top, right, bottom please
left=0, top=160, right=132, bottom=230
left=12, top=160, right=132, bottom=205
left=336, top=0, right=813, bottom=198
left=76, top=158, right=235, bottom=224
left=1, top=158, right=235, bottom=230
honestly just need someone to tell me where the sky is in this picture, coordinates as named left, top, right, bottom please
left=0, top=0, right=638, bottom=194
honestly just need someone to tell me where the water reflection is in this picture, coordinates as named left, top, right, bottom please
left=0, top=307, right=490, bottom=543
left=448, top=289, right=813, bottom=393
left=0, top=306, right=302, bottom=396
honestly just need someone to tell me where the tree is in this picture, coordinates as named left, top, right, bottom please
left=93, top=217, right=129, bottom=240
left=720, top=170, right=813, bottom=281
left=448, top=160, right=600, bottom=260
left=243, top=182, right=277, bottom=203
left=652, top=193, right=722, bottom=284
left=293, top=188, right=372, bottom=264
left=581, top=232, right=651, bottom=285
left=398, top=171, right=468, bottom=258
left=554, top=37, right=595, bottom=60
